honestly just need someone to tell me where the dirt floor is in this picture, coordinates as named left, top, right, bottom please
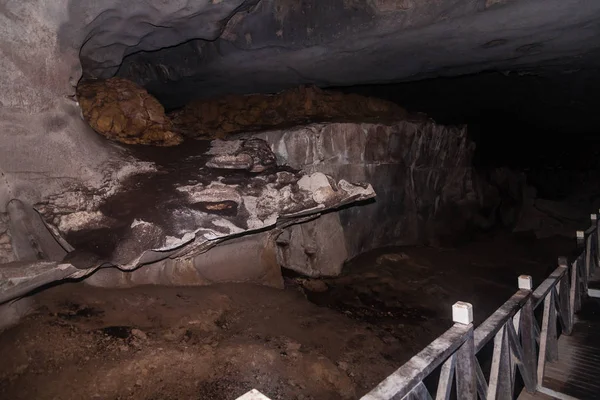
left=0, top=232, right=575, bottom=400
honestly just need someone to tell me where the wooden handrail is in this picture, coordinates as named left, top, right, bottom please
left=474, top=290, right=529, bottom=353
left=360, top=211, right=600, bottom=400
left=361, top=322, right=472, bottom=400
left=532, top=265, right=568, bottom=309
left=241, top=213, right=600, bottom=400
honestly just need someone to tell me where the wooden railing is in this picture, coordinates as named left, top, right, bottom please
left=360, top=214, right=600, bottom=400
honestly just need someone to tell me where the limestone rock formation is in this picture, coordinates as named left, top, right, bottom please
left=77, top=78, right=183, bottom=146
left=3, top=0, right=597, bottom=301
left=254, top=121, right=525, bottom=254
left=169, top=86, right=407, bottom=139
left=275, top=212, right=348, bottom=278
left=35, top=137, right=374, bottom=269
left=83, top=232, right=284, bottom=289
left=0, top=136, right=375, bottom=302
left=206, top=138, right=277, bottom=172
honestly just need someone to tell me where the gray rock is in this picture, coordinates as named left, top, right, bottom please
left=276, top=212, right=348, bottom=277
left=254, top=121, right=523, bottom=255
left=7, top=199, right=67, bottom=262
left=206, top=138, right=277, bottom=172
left=83, top=231, right=284, bottom=289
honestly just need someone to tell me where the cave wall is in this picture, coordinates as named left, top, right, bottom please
left=0, top=0, right=594, bottom=283
left=254, top=120, right=520, bottom=257
left=2, top=0, right=599, bottom=214
left=0, top=1, right=153, bottom=218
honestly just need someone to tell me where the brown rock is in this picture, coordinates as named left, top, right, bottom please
left=77, top=78, right=183, bottom=146
left=169, top=85, right=407, bottom=139
left=300, top=279, right=329, bottom=293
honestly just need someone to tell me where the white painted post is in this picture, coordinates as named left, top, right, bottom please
left=515, top=275, right=533, bottom=331
left=452, top=302, right=476, bottom=399
left=452, top=301, right=474, bottom=325
left=518, top=274, right=537, bottom=392
left=518, top=275, right=533, bottom=290
left=596, top=212, right=600, bottom=266
left=577, top=230, right=585, bottom=248
left=236, top=389, right=272, bottom=400
left=592, top=215, right=598, bottom=265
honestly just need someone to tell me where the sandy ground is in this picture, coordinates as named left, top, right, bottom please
left=0, top=232, right=574, bottom=400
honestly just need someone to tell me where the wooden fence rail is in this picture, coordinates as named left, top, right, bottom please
left=359, top=213, right=600, bottom=400
left=236, top=214, right=599, bottom=400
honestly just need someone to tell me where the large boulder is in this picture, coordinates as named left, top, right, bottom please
left=77, top=78, right=183, bottom=146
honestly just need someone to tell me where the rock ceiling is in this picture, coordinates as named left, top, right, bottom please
left=69, top=0, right=600, bottom=108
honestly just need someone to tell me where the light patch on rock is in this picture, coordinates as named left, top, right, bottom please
left=131, top=219, right=151, bottom=228
left=206, top=139, right=242, bottom=155
left=115, top=162, right=156, bottom=181
left=177, top=183, right=242, bottom=204
left=242, top=196, right=263, bottom=230
left=297, top=172, right=330, bottom=192
left=58, top=211, right=111, bottom=233
left=155, top=233, right=196, bottom=251
left=338, top=180, right=375, bottom=198
left=298, top=172, right=336, bottom=204
left=255, top=185, right=281, bottom=220
left=210, top=219, right=245, bottom=235
left=206, top=153, right=254, bottom=170
left=376, top=253, right=410, bottom=265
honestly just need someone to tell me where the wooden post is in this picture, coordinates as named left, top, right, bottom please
left=406, top=382, right=431, bottom=400
left=596, top=212, right=600, bottom=267
left=557, top=258, right=572, bottom=334
left=538, top=287, right=558, bottom=385
left=435, top=354, right=456, bottom=400
left=518, top=275, right=537, bottom=392
left=586, top=234, right=592, bottom=279
left=453, top=302, right=477, bottom=400
left=487, top=324, right=512, bottom=400
left=591, top=214, right=598, bottom=269
left=570, top=258, right=581, bottom=314
left=576, top=230, right=585, bottom=249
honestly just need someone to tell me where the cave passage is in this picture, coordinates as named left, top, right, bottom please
left=3, top=1, right=600, bottom=399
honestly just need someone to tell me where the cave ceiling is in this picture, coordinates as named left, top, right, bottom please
left=66, top=0, right=600, bottom=109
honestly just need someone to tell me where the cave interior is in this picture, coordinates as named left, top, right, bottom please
left=1, top=1, right=600, bottom=399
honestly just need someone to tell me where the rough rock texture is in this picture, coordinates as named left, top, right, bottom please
left=111, top=0, right=600, bottom=108
left=254, top=121, right=524, bottom=256
left=84, top=232, right=283, bottom=289
left=1, top=0, right=600, bottom=217
left=37, top=138, right=374, bottom=269
left=206, top=139, right=277, bottom=172
left=1, top=0, right=586, bottom=294
left=275, top=212, right=348, bottom=278
left=7, top=200, right=67, bottom=263
left=0, top=135, right=374, bottom=302
left=77, top=78, right=183, bottom=146
left=170, top=86, right=407, bottom=139
left=0, top=215, right=15, bottom=265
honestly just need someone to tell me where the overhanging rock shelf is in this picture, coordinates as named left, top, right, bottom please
left=1, top=136, right=375, bottom=302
